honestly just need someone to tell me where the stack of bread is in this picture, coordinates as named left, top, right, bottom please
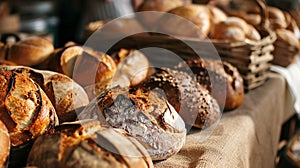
left=0, top=22, right=247, bottom=166
left=213, top=0, right=300, bottom=67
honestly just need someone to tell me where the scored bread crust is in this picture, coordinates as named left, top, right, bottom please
left=27, top=120, right=154, bottom=168
left=79, top=86, right=186, bottom=161
left=0, top=70, right=58, bottom=147
left=7, top=37, right=54, bottom=66
left=140, top=68, right=221, bottom=129
left=0, top=66, right=90, bottom=123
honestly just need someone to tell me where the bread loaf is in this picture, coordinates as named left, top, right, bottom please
left=7, top=37, right=54, bottom=66
left=110, top=49, right=149, bottom=87
left=0, top=66, right=90, bottom=123
left=176, top=58, right=244, bottom=110
left=162, top=4, right=211, bottom=39
left=27, top=120, right=154, bottom=168
left=210, top=17, right=261, bottom=42
left=79, top=86, right=186, bottom=160
left=0, top=120, right=10, bottom=167
left=0, top=70, right=58, bottom=147
left=139, top=68, right=221, bottom=129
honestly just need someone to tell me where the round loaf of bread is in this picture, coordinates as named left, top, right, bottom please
left=79, top=86, right=186, bottom=160
left=0, top=120, right=10, bottom=167
left=176, top=58, right=244, bottom=110
left=111, top=49, right=149, bottom=87
left=7, top=37, right=54, bottom=66
left=27, top=120, right=154, bottom=168
left=139, top=68, right=221, bottom=129
left=207, top=5, right=227, bottom=24
left=163, top=4, right=211, bottom=39
left=0, top=66, right=90, bottom=123
left=71, top=48, right=117, bottom=99
left=0, top=70, right=59, bottom=147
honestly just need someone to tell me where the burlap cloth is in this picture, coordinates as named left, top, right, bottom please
left=154, top=73, right=295, bottom=168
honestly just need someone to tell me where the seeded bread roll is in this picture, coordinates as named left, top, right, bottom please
left=27, top=120, right=154, bottom=168
left=79, top=86, right=186, bottom=161
left=0, top=66, right=90, bottom=123
left=7, top=37, right=54, bottom=66
left=0, top=120, right=10, bottom=167
left=139, top=68, right=221, bottom=129
left=176, top=58, right=244, bottom=110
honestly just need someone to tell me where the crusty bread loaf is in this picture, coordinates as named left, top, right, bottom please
left=79, top=86, right=186, bottom=160
left=0, top=70, right=59, bottom=147
left=0, top=120, right=10, bottom=167
left=176, top=58, right=244, bottom=110
left=162, top=4, right=211, bottom=39
left=75, top=49, right=117, bottom=99
left=27, top=120, right=154, bottom=168
left=0, top=66, right=90, bottom=123
left=111, top=49, right=149, bottom=87
left=210, top=17, right=261, bottom=42
left=7, top=37, right=54, bottom=66
left=139, top=68, right=221, bottom=129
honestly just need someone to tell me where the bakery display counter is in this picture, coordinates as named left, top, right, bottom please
left=155, top=73, right=295, bottom=168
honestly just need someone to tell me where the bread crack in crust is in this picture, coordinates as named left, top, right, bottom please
left=0, top=70, right=58, bottom=147
left=79, top=87, right=186, bottom=160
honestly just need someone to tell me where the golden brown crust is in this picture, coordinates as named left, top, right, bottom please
left=0, top=70, right=58, bottom=147
left=79, top=86, right=186, bottom=160
left=268, top=7, right=288, bottom=30
left=0, top=66, right=90, bottom=123
left=111, top=49, right=149, bottom=87
left=0, top=120, right=10, bottom=167
left=165, top=4, right=211, bottom=39
left=7, top=37, right=54, bottom=66
left=27, top=120, right=154, bottom=168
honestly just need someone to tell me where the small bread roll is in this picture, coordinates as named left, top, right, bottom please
left=0, top=121, right=10, bottom=167
left=247, top=24, right=261, bottom=41
left=7, top=37, right=54, bottom=66
left=79, top=86, right=186, bottom=160
left=139, top=68, right=221, bottom=129
left=163, top=4, right=211, bottom=39
left=268, top=7, right=288, bottom=30
left=276, top=29, right=299, bottom=49
left=0, top=66, right=90, bottom=123
left=111, top=49, right=149, bottom=87
left=27, top=120, right=154, bottom=168
left=207, top=5, right=227, bottom=24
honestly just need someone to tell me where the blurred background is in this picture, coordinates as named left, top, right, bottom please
left=0, top=0, right=298, bottom=47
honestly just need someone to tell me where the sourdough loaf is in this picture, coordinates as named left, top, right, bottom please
left=27, top=120, right=154, bottom=168
left=79, top=86, right=186, bottom=160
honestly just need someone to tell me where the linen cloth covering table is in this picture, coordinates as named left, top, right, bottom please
left=154, top=73, right=295, bottom=168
